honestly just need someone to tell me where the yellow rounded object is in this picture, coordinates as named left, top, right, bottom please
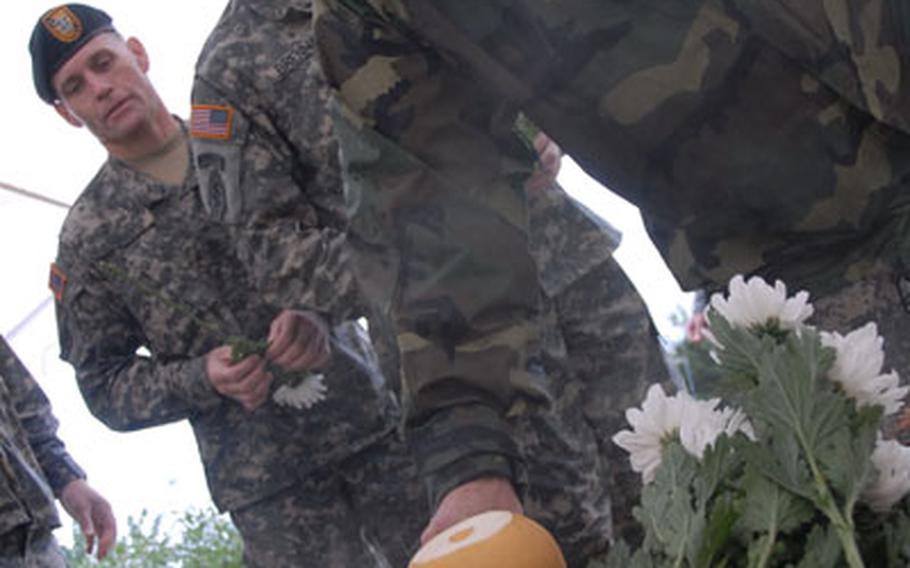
left=408, top=511, right=567, bottom=568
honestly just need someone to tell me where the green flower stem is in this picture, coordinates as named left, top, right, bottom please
left=758, top=331, right=864, bottom=568
left=803, top=442, right=864, bottom=568
left=753, top=526, right=777, bottom=568
left=673, top=547, right=685, bottom=568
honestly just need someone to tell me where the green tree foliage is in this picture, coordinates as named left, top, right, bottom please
left=63, top=507, right=243, bottom=567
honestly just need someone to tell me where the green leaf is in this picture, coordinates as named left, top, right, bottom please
left=796, top=524, right=843, bottom=567
left=876, top=504, right=910, bottom=567
left=736, top=425, right=814, bottom=500
left=227, top=336, right=269, bottom=363
left=684, top=505, right=708, bottom=568
left=815, top=403, right=879, bottom=510
left=742, top=331, right=848, bottom=506
left=670, top=338, right=726, bottom=397
left=701, top=311, right=770, bottom=385
left=637, top=442, right=699, bottom=561
left=690, top=491, right=740, bottom=568
left=693, top=434, right=743, bottom=509
left=745, top=535, right=773, bottom=568
left=736, top=463, right=816, bottom=567
left=738, top=465, right=814, bottom=537
left=586, top=541, right=626, bottom=568
left=588, top=541, right=661, bottom=568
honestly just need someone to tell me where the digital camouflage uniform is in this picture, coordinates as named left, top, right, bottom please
left=193, top=0, right=403, bottom=390
left=521, top=183, right=669, bottom=561
left=52, top=131, right=425, bottom=567
left=191, top=3, right=426, bottom=564
left=311, top=0, right=910, bottom=495
left=315, top=0, right=545, bottom=516
left=0, top=336, right=85, bottom=567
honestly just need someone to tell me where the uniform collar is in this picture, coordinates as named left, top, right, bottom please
left=108, top=120, right=192, bottom=209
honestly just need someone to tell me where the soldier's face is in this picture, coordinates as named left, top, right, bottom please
left=51, top=33, right=160, bottom=144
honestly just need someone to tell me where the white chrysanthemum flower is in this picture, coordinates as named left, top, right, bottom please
left=707, top=275, right=813, bottom=338
left=862, top=438, right=910, bottom=513
left=722, top=408, right=756, bottom=441
left=679, top=402, right=756, bottom=460
left=820, top=323, right=908, bottom=416
left=273, top=374, right=327, bottom=409
left=612, top=385, right=682, bottom=484
left=612, top=384, right=754, bottom=483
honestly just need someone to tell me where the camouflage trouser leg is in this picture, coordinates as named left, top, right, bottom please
left=811, top=262, right=910, bottom=444
left=552, top=258, right=670, bottom=545
left=337, top=433, right=428, bottom=567
left=0, top=528, right=66, bottom=568
left=230, top=433, right=426, bottom=568
left=513, top=396, right=614, bottom=568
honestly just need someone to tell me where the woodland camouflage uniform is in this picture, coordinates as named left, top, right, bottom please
left=310, top=0, right=910, bottom=496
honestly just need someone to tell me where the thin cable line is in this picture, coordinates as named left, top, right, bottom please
left=5, top=297, right=53, bottom=341
left=0, top=180, right=71, bottom=210
left=0, top=181, right=69, bottom=340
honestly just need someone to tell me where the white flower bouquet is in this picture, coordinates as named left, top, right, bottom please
left=595, top=275, right=910, bottom=567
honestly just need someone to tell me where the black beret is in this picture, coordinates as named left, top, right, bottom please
left=29, top=4, right=116, bottom=104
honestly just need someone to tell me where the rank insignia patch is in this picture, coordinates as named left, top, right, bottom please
left=49, top=263, right=68, bottom=302
left=190, top=104, right=233, bottom=140
left=42, top=6, right=83, bottom=43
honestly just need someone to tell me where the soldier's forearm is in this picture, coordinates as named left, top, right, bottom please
left=76, top=354, right=220, bottom=431
left=410, top=402, right=525, bottom=508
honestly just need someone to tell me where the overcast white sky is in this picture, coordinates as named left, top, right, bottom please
left=1, top=0, right=691, bottom=548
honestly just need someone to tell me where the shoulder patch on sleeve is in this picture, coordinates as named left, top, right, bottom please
left=190, top=104, right=233, bottom=140
left=49, top=263, right=68, bottom=302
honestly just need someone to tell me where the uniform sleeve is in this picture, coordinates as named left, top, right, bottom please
left=736, top=1, right=910, bottom=134
left=54, top=260, right=222, bottom=431
left=314, top=1, right=544, bottom=505
left=0, top=337, right=85, bottom=496
left=190, top=75, right=365, bottom=325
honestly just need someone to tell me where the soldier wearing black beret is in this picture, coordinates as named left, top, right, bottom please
left=30, top=3, right=115, bottom=104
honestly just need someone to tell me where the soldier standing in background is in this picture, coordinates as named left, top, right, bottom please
left=30, top=4, right=425, bottom=565
left=0, top=335, right=115, bottom=566
left=308, top=0, right=910, bottom=537
left=192, top=2, right=670, bottom=562
left=524, top=159, right=669, bottom=548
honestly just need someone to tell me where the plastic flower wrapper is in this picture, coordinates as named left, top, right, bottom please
left=590, top=275, right=910, bottom=568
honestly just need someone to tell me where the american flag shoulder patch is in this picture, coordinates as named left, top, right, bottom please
left=49, top=263, right=68, bottom=302
left=190, top=104, right=233, bottom=140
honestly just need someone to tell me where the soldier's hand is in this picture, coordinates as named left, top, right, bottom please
left=420, top=476, right=523, bottom=544
left=525, top=132, right=563, bottom=193
left=60, top=479, right=117, bottom=560
left=206, top=345, right=273, bottom=411
left=266, top=309, right=331, bottom=371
